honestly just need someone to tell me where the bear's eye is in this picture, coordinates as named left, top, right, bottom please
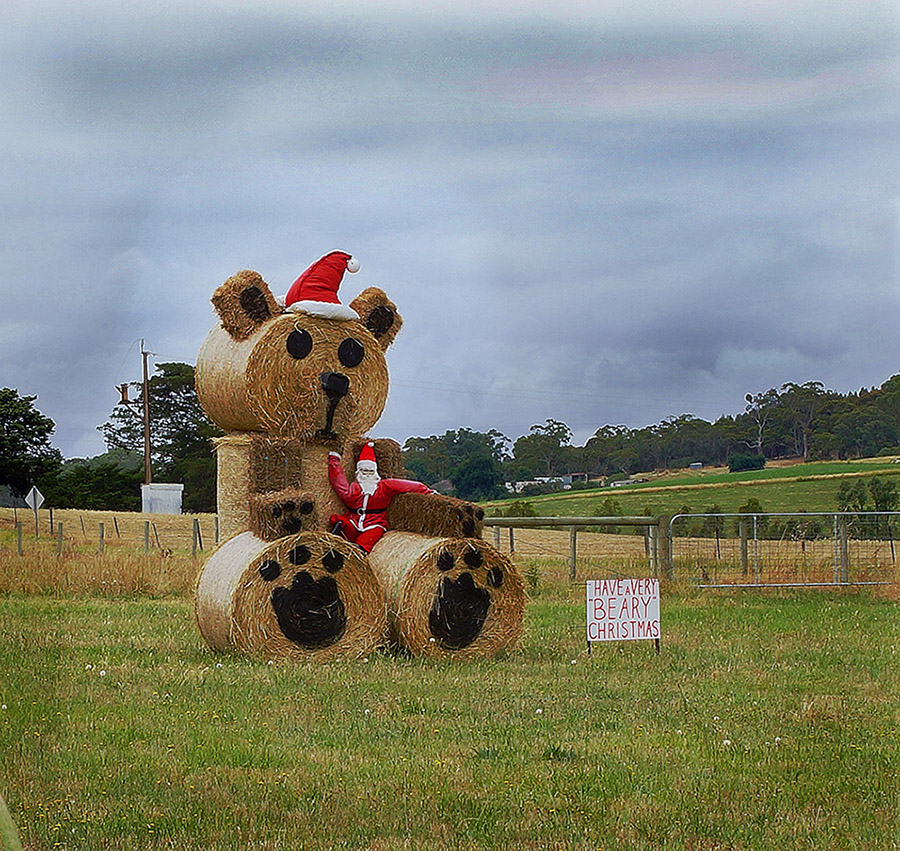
left=338, top=338, right=364, bottom=368
left=286, top=329, right=313, bottom=360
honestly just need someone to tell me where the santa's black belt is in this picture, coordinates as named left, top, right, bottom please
left=354, top=509, right=381, bottom=514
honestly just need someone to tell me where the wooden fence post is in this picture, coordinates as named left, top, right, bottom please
left=509, top=528, right=515, bottom=554
left=16, top=522, right=22, bottom=556
left=214, top=515, right=220, bottom=545
left=57, top=522, right=63, bottom=557
left=568, top=526, right=578, bottom=581
left=98, top=522, right=105, bottom=554
left=493, top=525, right=501, bottom=549
left=144, top=521, right=150, bottom=554
left=658, top=517, right=673, bottom=580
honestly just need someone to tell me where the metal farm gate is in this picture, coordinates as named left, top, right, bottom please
left=669, top=511, right=900, bottom=588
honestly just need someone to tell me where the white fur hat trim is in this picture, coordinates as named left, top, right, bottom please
left=287, top=301, right=360, bottom=321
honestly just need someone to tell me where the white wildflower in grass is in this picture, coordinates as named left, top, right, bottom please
left=535, top=708, right=543, bottom=715
left=215, top=663, right=223, bottom=669
left=85, top=664, right=93, bottom=671
left=570, top=659, right=577, bottom=665
left=1, top=705, right=6, bottom=711
left=713, top=715, right=719, bottom=721
left=774, top=737, right=781, bottom=745
left=676, top=729, right=683, bottom=735
left=99, top=670, right=106, bottom=677
left=364, top=709, right=370, bottom=716
left=722, top=739, right=731, bottom=746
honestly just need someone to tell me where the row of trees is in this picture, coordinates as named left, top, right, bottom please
left=2, top=370, right=899, bottom=510
left=0, top=364, right=221, bottom=513
left=403, top=377, right=900, bottom=497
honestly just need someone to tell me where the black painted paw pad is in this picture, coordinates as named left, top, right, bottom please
left=271, top=499, right=314, bottom=535
left=259, top=548, right=346, bottom=649
left=429, top=570, right=490, bottom=650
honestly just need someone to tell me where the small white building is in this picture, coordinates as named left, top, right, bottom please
left=141, top=483, right=184, bottom=514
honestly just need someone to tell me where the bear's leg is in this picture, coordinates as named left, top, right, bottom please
left=367, top=533, right=525, bottom=657
left=224, top=531, right=386, bottom=658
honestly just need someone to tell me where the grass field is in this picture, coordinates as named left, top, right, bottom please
left=486, top=457, right=900, bottom=519
left=1, top=491, right=899, bottom=849
left=2, top=542, right=899, bottom=849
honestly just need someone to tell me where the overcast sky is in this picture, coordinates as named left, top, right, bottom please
left=2, top=0, right=898, bottom=458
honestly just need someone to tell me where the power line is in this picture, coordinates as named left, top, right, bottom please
left=390, top=376, right=721, bottom=410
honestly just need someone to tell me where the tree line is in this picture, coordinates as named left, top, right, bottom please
left=1, top=370, right=898, bottom=511
left=403, top=376, right=900, bottom=499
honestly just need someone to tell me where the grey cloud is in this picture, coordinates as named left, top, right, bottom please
left=0, top=3, right=897, bottom=458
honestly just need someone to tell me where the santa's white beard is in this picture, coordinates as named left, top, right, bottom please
left=356, top=469, right=381, bottom=496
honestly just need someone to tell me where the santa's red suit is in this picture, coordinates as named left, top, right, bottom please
left=328, top=451, right=433, bottom=552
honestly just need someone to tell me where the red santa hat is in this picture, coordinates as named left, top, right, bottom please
left=356, top=442, right=378, bottom=472
left=283, top=250, right=360, bottom=320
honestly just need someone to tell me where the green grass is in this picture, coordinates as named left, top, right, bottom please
left=617, top=456, right=900, bottom=489
left=2, top=581, right=899, bottom=849
left=487, top=460, right=900, bottom=519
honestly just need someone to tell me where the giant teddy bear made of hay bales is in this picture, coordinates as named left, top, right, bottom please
left=194, top=251, right=524, bottom=660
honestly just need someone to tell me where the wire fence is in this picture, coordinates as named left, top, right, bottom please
left=0, top=507, right=218, bottom=557
left=669, top=512, right=900, bottom=587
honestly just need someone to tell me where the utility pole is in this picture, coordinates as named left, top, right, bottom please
left=141, top=339, right=152, bottom=484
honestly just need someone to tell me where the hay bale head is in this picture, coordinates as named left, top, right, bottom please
left=196, top=531, right=386, bottom=660
left=368, top=532, right=525, bottom=659
left=196, top=269, right=402, bottom=445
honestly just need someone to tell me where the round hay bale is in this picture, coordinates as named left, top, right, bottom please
left=245, top=315, right=388, bottom=440
left=196, top=531, right=386, bottom=660
left=196, top=312, right=389, bottom=442
left=368, top=532, right=525, bottom=659
left=195, top=323, right=262, bottom=434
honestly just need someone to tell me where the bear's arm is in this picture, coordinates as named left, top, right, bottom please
left=385, top=491, right=485, bottom=539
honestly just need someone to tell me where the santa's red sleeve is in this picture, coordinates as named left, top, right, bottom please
left=381, top=478, right=434, bottom=497
left=328, top=452, right=356, bottom=506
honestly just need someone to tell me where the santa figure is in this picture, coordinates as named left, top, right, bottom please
left=328, top=443, right=434, bottom=553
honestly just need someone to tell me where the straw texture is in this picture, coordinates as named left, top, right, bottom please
left=211, top=270, right=281, bottom=341
left=196, top=531, right=386, bottom=660
left=387, top=492, right=485, bottom=539
left=349, top=287, right=403, bottom=349
left=368, top=532, right=525, bottom=658
left=249, top=488, right=318, bottom=540
left=245, top=316, right=389, bottom=441
left=195, top=531, right=268, bottom=651
left=214, top=433, right=253, bottom=541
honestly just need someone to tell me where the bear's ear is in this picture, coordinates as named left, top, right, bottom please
left=349, top=287, right=402, bottom=350
left=211, top=270, right=281, bottom=341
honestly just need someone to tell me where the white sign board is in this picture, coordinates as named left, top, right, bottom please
left=587, top=578, right=660, bottom=643
left=25, top=486, right=44, bottom=511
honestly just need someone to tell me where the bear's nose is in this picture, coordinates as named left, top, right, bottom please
left=320, top=371, right=350, bottom=399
